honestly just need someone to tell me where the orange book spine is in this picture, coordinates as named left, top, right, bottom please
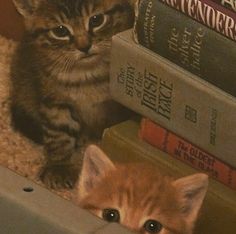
left=139, top=118, right=236, bottom=190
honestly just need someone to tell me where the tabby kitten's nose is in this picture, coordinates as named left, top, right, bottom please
left=75, top=36, right=92, bottom=53
left=78, top=43, right=91, bottom=53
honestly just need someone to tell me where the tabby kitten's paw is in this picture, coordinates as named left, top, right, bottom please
left=40, top=164, right=79, bottom=190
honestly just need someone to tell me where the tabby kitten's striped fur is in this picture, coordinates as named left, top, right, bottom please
left=78, top=145, right=208, bottom=234
left=11, top=0, right=135, bottom=189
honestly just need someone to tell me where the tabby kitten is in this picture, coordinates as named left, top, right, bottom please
left=77, top=145, right=208, bottom=234
left=11, top=0, right=135, bottom=189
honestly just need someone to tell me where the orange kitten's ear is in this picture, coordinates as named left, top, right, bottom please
left=13, top=0, right=41, bottom=18
left=78, top=145, right=116, bottom=199
left=172, top=173, right=208, bottom=229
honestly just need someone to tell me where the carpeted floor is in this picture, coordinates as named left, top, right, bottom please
left=0, top=35, right=75, bottom=201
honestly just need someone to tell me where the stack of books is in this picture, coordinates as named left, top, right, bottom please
left=106, top=1, right=236, bottom=231
left=109, top=0, right=236, bottom=191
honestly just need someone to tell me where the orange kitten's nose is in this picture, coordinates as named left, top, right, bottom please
left=122, top=216, right=141, bottom=233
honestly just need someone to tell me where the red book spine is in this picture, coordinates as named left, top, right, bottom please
left=160, top=0, right=236, bottom=41
left=139, top=118, right=236, bottom=190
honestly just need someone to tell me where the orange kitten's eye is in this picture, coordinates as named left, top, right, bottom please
left=143, top=220, right=163, bottom=233
left=102, top=208, right=120, bottom=222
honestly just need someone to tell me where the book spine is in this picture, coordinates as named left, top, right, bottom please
left=139, top=118, right=236, bottom=190
left=110, top=30, right=236, bottom=167
left=134, top=0, right=236, bottom=97
left=212, top=0, right=236, bottom=13
left=159, top=0, right=236, bottom=42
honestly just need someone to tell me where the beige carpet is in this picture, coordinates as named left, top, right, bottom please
left=0, top=35, right=74, bottom=200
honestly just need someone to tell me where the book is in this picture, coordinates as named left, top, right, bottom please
left=159, top=0, right=236, bottom=42
left=139, top=118, right=236, bottom=190
left=110, top=30, right=236, bottom=168
left=101, top=120, right=236, bottom=234
left=213, top=0, right=236, bottom=13
left=133, top=0, right=236, bottom=97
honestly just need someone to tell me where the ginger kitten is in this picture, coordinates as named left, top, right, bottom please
left=77, top=145, right=208, bottom=234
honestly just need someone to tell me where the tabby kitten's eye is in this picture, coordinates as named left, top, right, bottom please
left=102, top=208, right=120, bottom=222
left=143, top=220, right=163, bottom=233
left=50, top=25, right=71, bottom=40
left=89, top=14, right=108, bottom=30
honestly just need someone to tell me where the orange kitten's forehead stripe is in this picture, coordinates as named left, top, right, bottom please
left=79, top=163, right=186, bottom=233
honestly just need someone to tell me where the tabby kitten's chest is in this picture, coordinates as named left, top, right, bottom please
left=65, top=81, right=112, bottom=129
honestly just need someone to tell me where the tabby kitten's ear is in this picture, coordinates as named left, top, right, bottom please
left=78, top=145, right=116, bottom=199
left=172, top=173, right=208, bottom=228
left=13, top=0, right=41, bottom=18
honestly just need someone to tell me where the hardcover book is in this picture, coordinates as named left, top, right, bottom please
left=110, top=30, right=236, bottom=167
left=133, top=0, right=236, bottom=96
left=139, top=118, right=236, bottom=190
left=159, top=0, right=236, bottom=41
left=213, top=0, right=236, bottom=13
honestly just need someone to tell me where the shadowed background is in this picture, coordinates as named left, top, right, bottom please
left=0, top=0, right=24, bottom=40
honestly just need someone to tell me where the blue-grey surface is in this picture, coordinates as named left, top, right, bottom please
left=0, top=166, right=133, bottom=234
